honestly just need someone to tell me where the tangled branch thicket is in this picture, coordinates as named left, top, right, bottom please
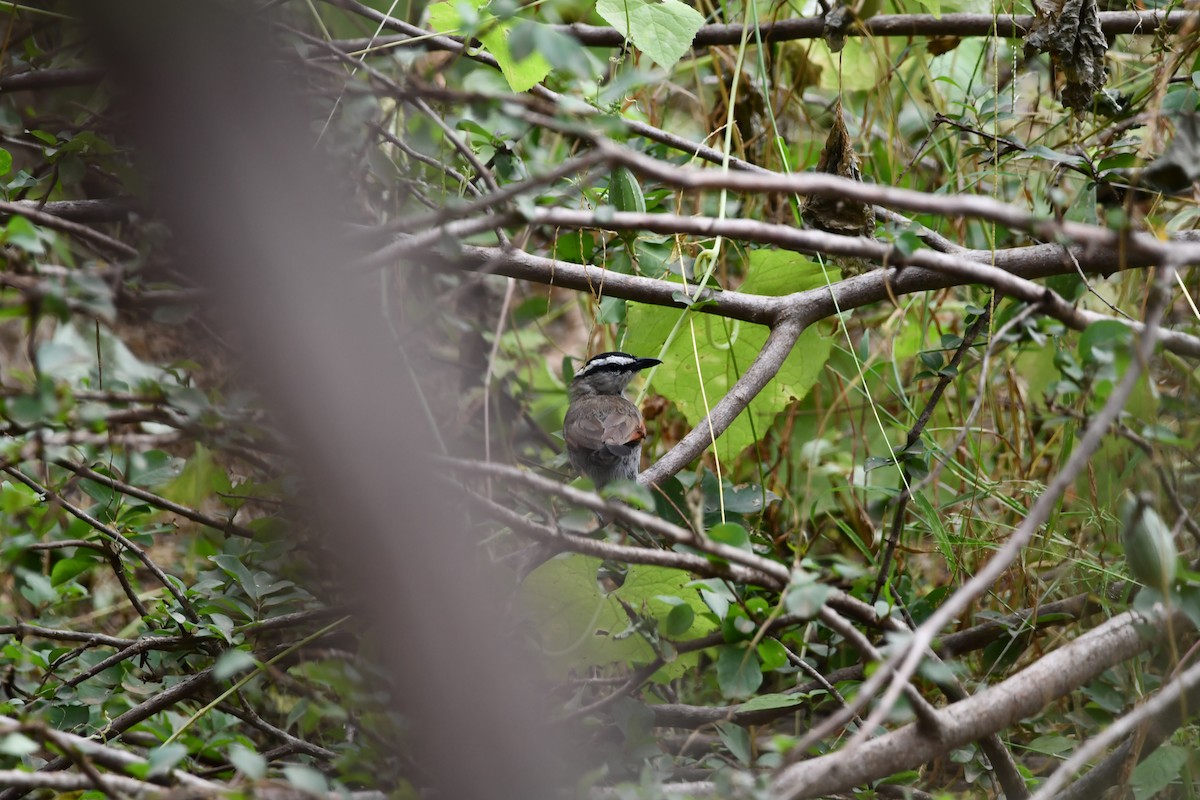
left=3, top=1, right=1200, bottom=799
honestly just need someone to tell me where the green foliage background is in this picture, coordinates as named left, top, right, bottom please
left=1, top=0, right=1200, bottom=797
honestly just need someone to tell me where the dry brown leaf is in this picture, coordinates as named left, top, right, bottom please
left=1024, top=0, right=1108, bottom=110
left=801, top=101, right=875, bottom=237
left=801, top=102, right=876, bottom=276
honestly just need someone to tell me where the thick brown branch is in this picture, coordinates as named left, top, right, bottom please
left=771, top=607, right=1188, bottom=799
left=0, top=68, right=105, bottom=92
left=332, top=10, right=1197, bottom=50
left=0, top=200, right=137, bottom=259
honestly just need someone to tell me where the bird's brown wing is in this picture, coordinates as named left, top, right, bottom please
left=564, top=400, right=646, bottom=459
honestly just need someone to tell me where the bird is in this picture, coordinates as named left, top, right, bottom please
left=563, top=351, right=661, bottom=488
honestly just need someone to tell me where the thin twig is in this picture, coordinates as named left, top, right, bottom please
left=872, top=302, right=993, bottom=605
left=848, top=262, right=1177, bottom=757
left=2, top=466, right=199, bottom=622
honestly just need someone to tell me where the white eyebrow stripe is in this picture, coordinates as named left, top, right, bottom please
left=578, top=354, right=638, bottom=375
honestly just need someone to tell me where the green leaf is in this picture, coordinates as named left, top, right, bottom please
left=625, top=251, right=832, bottom=466
left=147, top=743, right=188, bottom=777
left=214, top=649, right=258, bottom=680
left=784, top=577, right=832, bottom=620
left=662, top=601, right=695, bottom=637
left=509, top=21, right=594, bottom=78
left=1019, top=145, right=1085, bottom=167
left=1131, top=744, right=1188, bottom=800
left=608, top=166, right=646, bottom=214
left=807, top=38, right=881, bottom=91
left=0, top=733, right=38, bottom=756
left=594, top=0, right=704, bottom=69
left=699, top=586, right=731, bottom=619
left=18, top=569, right=58, bottom=605
left=910, top=0, right=940, bottom=19
left=722, top=609, right=756, bottom=642
left=1, top=480, right=41, bottom=512
left=50, top=556, right=99, bottom=587
left=737, top=692, right=805, bottom=712
left=211, top=554, right=260, bottom=602
left=47, top=704, right=89, bottom=729
left=162, top=444, right=224, bottom=507
left=1079, top=319, right=1133, bottom=367
left=519, top=555, right=715, bottom=679
left=0, top=147, right=12, bottom=176
left=1025, top=734, right=1075, bottom=756
left=601, top=479, right=655, bottom=509
left=721, top=482, right=779, bottom=515
left=707, top=521, right=751, bottom=551
left=283, top=764, right=329, bottom=795
left=716, top=643, right=763, bottom=699
left=4, top=216, right=46, bottom=255
left=715, top=721, right=753, bottom=765
left=228, top=744, right=266, bottom=779
left=428, top=0, right=551, bottom=92
left=757, top=638, right=789, bottom=671
left=127, top=451, right=182, bottom=488
left=1177, top=584, right=1200, bottom=632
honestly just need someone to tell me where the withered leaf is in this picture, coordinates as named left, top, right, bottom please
left=801, top=102, right=875, bottom=239
left=801, top=102, right=876, bottom=277
left=927, top=36, right=960, bottom=57
left=1024, top=0, right=1108, bottom=110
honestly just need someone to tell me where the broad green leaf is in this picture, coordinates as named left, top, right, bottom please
left=1079, top=319, right=1132, bottom=368
left=715, top=720, right=753, bottom=765
left=50, top=556, right=99, bottom=587
left=1132, top=744, right=1188, bottom=800
left=214, top=649, right=258, bottom=680
left=229, top=744, right=266, bottom=779
left=47, top=704, right=88, bottom=729
left=757, top=639, right=789, bottom=671
left=162, top=444, right=227, bottom=507
left=601, top=479, right=655, bottom=509
left=1025, top=734, right=1075, bottom=756
left=626, top=250, right=832, bottom=465
left=807, top=39, right=881, bottom=91
left=211, top=554, right=260, bottom=602
left=910, top=0, right=940, bottom=18
left=661, top=600, right=695, bottom=636
left=707, top=521, right=751, bottom=551
left=18, top=569, right=57, bottom=605
left=147, top=743, right=188, bottom=777
left=1019, top=145, right=1085, bottom=167
left=783, top=579, right=831, bottom=619
left=595, top=0, right=704, bottom=69
left=617, top=562, right=716, bottom=644
left=509, top=21, right=594, bottom=79
left=699, top=585, right=731, bottom=619
left=0, top=733, right=38, bottom=756
left=716, top=643, right=763, bottom=699
left=737, top=692, right=805, bottom=712
left=520, top=555, right=716, bottom=679
left=428, top=0, right=551, bottom=92
left=722, top=609, right=757, bottom=642
left=0, top=480, right=40, bottom=512
left=4, top=216, right=45, bottom=255
left=283, top=764, right=329, bottom=795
